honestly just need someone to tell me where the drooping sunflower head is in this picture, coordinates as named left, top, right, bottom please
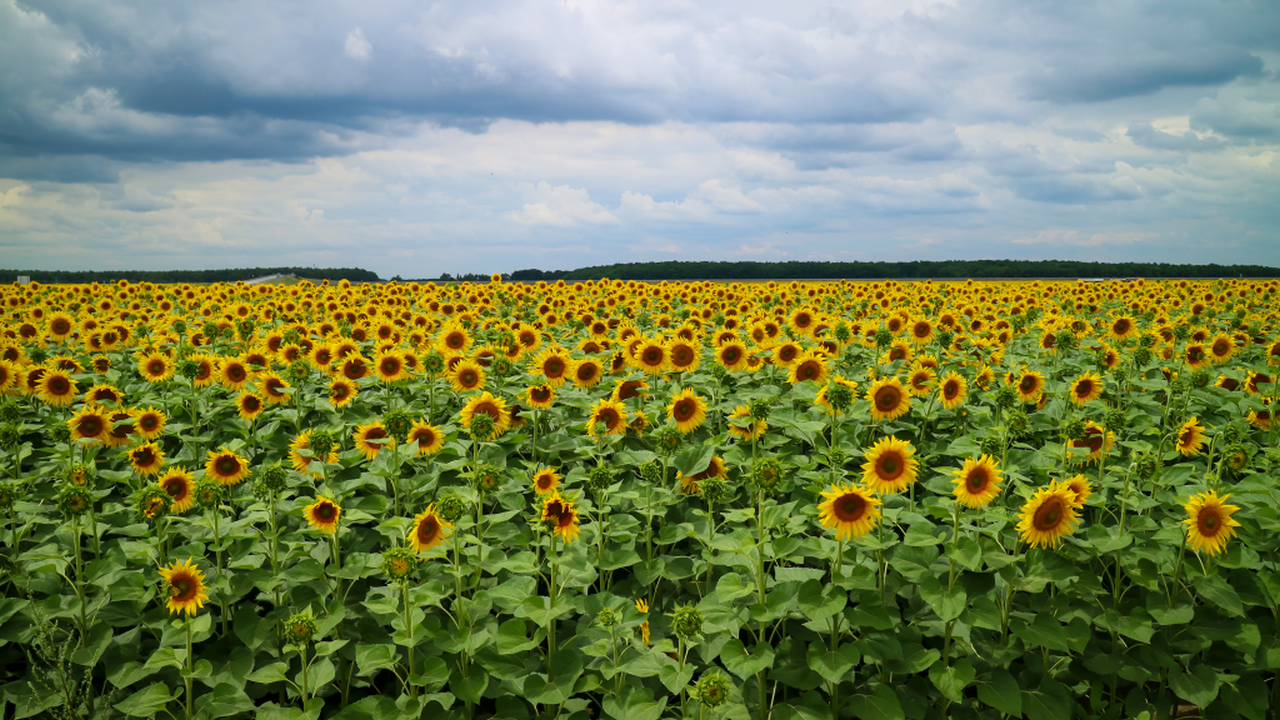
left=408, top=504, right=452, bottom=552
left=1016, top=481, right=1080, bottom=550
left=1182, top=490, right=1241, bottom=556
left=1176, top=416, right=1206, bottom=456
left=866, top=377, right=911, bottom=423
left=667, top=387, right=707, bottom=435
left=159, top=557, right=210, bottom=616
left=861, top=435, right=919, bottom=495
left=817, top=482, right=882, bottom=540
left=951, top=454, right=1002, bottom=509
left=304, top=495, right=342, bottom=534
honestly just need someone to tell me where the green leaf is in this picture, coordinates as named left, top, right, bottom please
left=601, top=685, right=668, bottom=720
left=1169, top=665, right=1221, bottom=708
left=113, top=683, right=174, bottom=717
left=928, top=659, right=974, bottom=704
left=247, top=660, right=291, bottom=685
left=1010, top=615, right=1069, bottom=652
left=673, top=445, right=715, bottom=477
left=918, top=575, right=966, bottom=622
left=196, top=682, right=256, bottom=719
left=806, top=642, right=858, bottom=684
left=658, top=658, right=694, bottom=694
left=307, top=657, right=336, bottom=690
left=977, top=669, right=1022, bottom=717
left=1022, top=680, right=1072, bottom=720
left=847, top=683, right=905, bottom=720
left=1198, top=575, right=1245, bottom=617
left=1148, top=604, right=1193, bottom=626
left=797, top=579, right=846, bottom=622
left=496, top=619, right=541, bottom=655
left=355, top=645, right=397, bottom=676
left=450, top=667, right=488, bottom=705
left=721, top=639, right=775, bottom=679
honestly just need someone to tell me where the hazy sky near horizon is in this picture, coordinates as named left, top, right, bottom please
left=1, top=0, right=1278, bottom=278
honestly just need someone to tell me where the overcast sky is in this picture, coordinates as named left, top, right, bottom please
left=2, top=0, right=1278, bottom=278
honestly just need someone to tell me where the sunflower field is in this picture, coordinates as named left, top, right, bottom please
left=1, top=276, right=1278, bottom=720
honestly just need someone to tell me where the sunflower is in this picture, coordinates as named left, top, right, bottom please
left=328, top=378, right=358, bottom=408
left=218, top=358, right=251, bottom=392
left=678, top=455, right=727, bottom=495
left=1016, top=480, right=1080, bottom=549
left=938, top=372, right=968, bottom=410
left=588, top=398, right=629, bottom=439
left=190, top=353, right=218, bottom=388
left=905, top=365, right=936, bottom=397
left=374, top=351, right=407, bottom=383
left=817, top=482, right=882, bottom=540
left=435, top=323, right=472, bottom=355
left=636, top=599, right=651, bottom=645
left=610, top=378, right=648, bottom=402
left=68, top=405, right=112, bottom=445
left=1176, top=417, right=1206, bottom=456
left=133, top=406, right=167, bottom=440
left=159, top=557, right=209, bottom=616
left=408, top=504, right=452, bottom=552
left=353, top=422, right=394, bottom=460
left=866, top=377, right=911, bottom=422
left=460, top=391, right=511, bottom=440
left=861, top=436, right=919, bottom=495
left=304, top=496, right=342, bottom=534
left=447, top=359, right=486, bottom=393
left=339, top=355, right=370, bottom=381
left=632, top=338, right=668, bottom=375
left=1182, top=490, right=1241, bottom=556
left=1069, top=372, right=1104, bottom=407
left=908, top=318, right=934, bottom=345
left=1069, top=422, right=1113, bottom=465
left=204, top=447, right=250, bottom=486
left=103, top=410, right=137, bottom=448
left=973, top=364, right=995, bottom=390
left=1015, top=370, right=1045, bottom=404
left=0, top=359, right=17, bottom=394
left=1207, top=334, right=1235, bottom=364
left=532, top=466, right=562, bottom=495
left=290, top=431, right=340, bottom=475
left=407, top=420, right=446, bottom=456
left=236, top=392, right=265, bottom=423
left=568, top=358, right=604, bottom=389
left=257, top=371, right=291, bottom=405
left=668, top=387, right=707, bottom=434
left=138, top=352, right=175, bottom=383
left=1184, top=343, right=1209, bottom=370
left=531, top=347, right=572, bottom=387
left=38, top=368, right=78, bottom=407
left=526, top=384, right=555, bottom=409
left=1062, top=474, right=1092, bottom=506
left=1246, top=402, right=1272, bottom=430
left=666, top=339, right=701, bottom=373
left=715, top=340, right=750, bottom=372
left=788, top=351, right=828, bottom=385
left=951, top=455, right=1002, bottom=508
left=158, top=467, right=195, bottom=514
left=726, top=405, right=767, bottom=441
left=129, top=442, right=166, bottom=477
left=541, top=493, right=581, bottom=543
left=46, top=312, right=76, bottom=341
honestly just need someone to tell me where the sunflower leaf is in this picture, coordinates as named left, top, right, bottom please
left=113, top=683, right=174, bottom=717
left=977, top=669, right=1022, bottom=716
left=846, top=683, right=905, bottom=720
left=1169, top=665, right=1221, bottom=708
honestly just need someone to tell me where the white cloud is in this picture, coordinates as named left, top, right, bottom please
left=344, top=27, right=372, bottom=60
left=509, top=182, right=618, bottom=226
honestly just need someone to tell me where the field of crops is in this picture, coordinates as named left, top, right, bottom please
left=0, top=276, right=1277, bottom=720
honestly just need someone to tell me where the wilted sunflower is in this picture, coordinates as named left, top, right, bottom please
left=526, top=384, right=555, bottom=409
left=817, top=482, right=882, bottom=540
left=290, top=430, right=340, bottom=475
left=570, top=358, right=604, bottom=389
left=158, top=467, right=196, bottom=514
left=938, top=372, right=968, bottom=410
left=447, top=359, right=486, bottom=393
left=1176, top=417, right=1206, bottom=456
left=667, top=387, right=707, bottom=434
left=540, top=493, right=581, bottom=544
left=1182, top=490, right=1240, bottom=556
left=159, top=557, right=209, bottom=616
left=129, top=442, right=166, bottom=477
left=1016, top=480, right=1080, bottom=549
left=1069, top=372, right=1104, bottom=407
left=408, top=504, right=452, bottom=552
left=353, top=422, right=394, bottom=460
left=588, top=398, right=629, bottom=439
left=1015, top=370, right=1045, bottom=404
left=133, top=406, right=167, bottom=440
left=951, top=454, right=1002, bottom=508
left=532, top=466, right=562, bottom=494
left=304, top=496, right=342, bottom=534
left=861, top=436, right=919, bottom=495
left=726, top=405, right=767, bottom=441
left=205, top=447, right=250, bottom=486
left=38, top=369, right=78, bottom=407
left=218, top=358, right=251, bottom=392
left=788, top=351, right=828, bottom=385
left=68, top=405, right=112, bottom=445
left=138, top=352, right=175, bottom=383
left=866, top=377, right=911, bottom=423
left=406, top=420, right=445, bottom=456
left=236, top=392, right=265, bottom=423
left=460, top=391, right=511, bottom=440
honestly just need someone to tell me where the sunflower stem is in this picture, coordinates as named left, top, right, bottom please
left=210, top=506, right=230, bottom=637
left=298, top=641, right=309, bottom=709
left=184, top=616, right=194, bottom=720
left=401, top=579, right=416, bottom=698
left=547, top=532, right=558, bottom=678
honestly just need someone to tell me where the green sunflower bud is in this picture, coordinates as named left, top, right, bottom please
left=670, top=604, right=703, bottom=641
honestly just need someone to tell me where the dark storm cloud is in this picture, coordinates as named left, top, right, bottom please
left=1021, top=50, right=1263, bottom=104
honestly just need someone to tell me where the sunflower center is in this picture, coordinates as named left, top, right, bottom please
left=966, top=470, right=988, bottom=493
left=1200, top=510, right=1219, bottom=534
left=876, top=388, right=899, bottom=410
left=1033, top=500, right=1063, bottom=531
left=674, top=400, right=695, bottom=420
left=173, top=577, right=193, bottom=600
left=578, top=365, right=597, bottom=381
left=798, top=361, right=820, bottom=380
left=148, top=361, right=166, bottom=375
left=944, top=381, right=959, bottom=399
left=162, top=478, right=185, bottom=498
left=1019, top=377, right=1036, bottom=393
left=643, top=349, right=662, bottom=365
left=1075, top=381, right=1092, bottom=397
left=135, top=449, right=156, bottom=465
left=532, top=387, right=552, bottom=402
left=49, top=377, right=71, bottom=394
left=836, top=494, right=866, bottom=522
left=722, top=348, right=741, bottom=364
left=216, top=457, right=239, bottom=475
left=80, top=417, right=103, bottom=436
left=878, top=453, right=904, bottom=480
left=417, top=518, right=439, bottom=542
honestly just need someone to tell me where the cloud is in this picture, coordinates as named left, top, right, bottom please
left=344, top=27, right=372, bottom=61
left=1190, top=89, right=1280, bottom=142
left=509, top=182, right=618, bottom=226
left=1012, top=229, right=1155, bottom=246
left=1127, top=122, right=1226, bottom=152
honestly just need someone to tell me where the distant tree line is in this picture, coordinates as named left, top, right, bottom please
left=2, top=267, right=381, bottom=284
left=503, top=259, right=1280, bottom=282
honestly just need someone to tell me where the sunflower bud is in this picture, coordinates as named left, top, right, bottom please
left=1138, top=333, right=1156, bottom=348
left=595, top=607, right=621, bottom=630
left=492, top=357, right=513, bottom=376
left=468, top=413, right=495, bottom=442
left=435, top=491, right=468, bottom=523
left=934, top=329, right=954, bottom=350
left=308, top=430, right=336, bottom=460
left=1224, top=443, right=1251, bottom=474
left=28, top=347, right=48, bottom=364
left=382, top=546, right=418, bottom=582
left=202, top=321, right=220, bottom=339
left=827, top=383, right=854, bottom=412
left=283, top=330, right=301, bottom=345
left=472, top=463, right=502, bottom=493
left=422, top=352, right=446, bottom=376
left=1132, top=347, right=1152, bottom=366
left=1054, top=329, right=1077, bottom=351
left=136, top=486, right=170, bottom=522
left=1135, top=452, right=1160, bottom=481
left=284, top=611, right=318, bottom=645
left=0, top=423, right=21, bottom=449
left=751, top=457, right=785, bottom=495
left=654, top=426, right=683, bottom=456
left=0, top=402, right=21, bottom=424
left=383, top=410, right=413, bottom=443
left=258, top=462, right=289, bottom=494
left=47, top=422, right=71, bottom=445
left=1190, top=370, right=1210, bottom=389
left=638, top=461, right=661, bottom=484
left=692, top=670, right=731, bottom=708
left=57, top=484, right=92, bottom=518
left=64, top=463, right=91, bottom=488
left=833, top=323, right=852, bottom=343
left=587, top=464, right=615, bottom=492
left=177, top=358, right=201, bottom=380
left=289, top=360, right=310, bottom=380
left=1173, top=325, right=1190, bottom=341
left=699, top=475, right=729, bottom=503
left=978, top=435, right=1004, bottom=457
left=670, top=604, right=703, bottom=641
left=874, top=328, right=893, bottom=349
left=0, top=482, right=18, bottom=510
left=1006, top=410, right=1030, bottom=440
left=748, top=398, right=772, bottom=422
left=1104, top=407, right=1127, bottom=433
left=994, top=385, right=1017, bottom=410
left=194, top=479, right=224, bottom=510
